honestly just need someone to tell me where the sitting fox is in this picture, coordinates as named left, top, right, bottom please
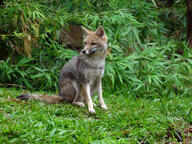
left=17, top=26, right=108, bottom=114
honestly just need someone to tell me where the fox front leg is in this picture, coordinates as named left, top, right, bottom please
left=82, top=83, right=96, bottom=114
left=98, top=81, right=108, bottom=109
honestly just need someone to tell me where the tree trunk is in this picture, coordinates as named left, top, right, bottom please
left=187, top=0, right=192, bottom=48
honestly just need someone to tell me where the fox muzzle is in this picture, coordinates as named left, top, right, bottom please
left=82, top=48, right=97, bottom=55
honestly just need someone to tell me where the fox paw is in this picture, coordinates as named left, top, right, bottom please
left=88, top=108, right=96, bottom=114
left=101, top=104, right=108, bottom=110
left=73, top=102, right=85, bottom=107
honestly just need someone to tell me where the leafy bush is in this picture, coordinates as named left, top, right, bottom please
left=0, top=0, right=190, bottom=97
left=104, top=42, right=192, bottom=97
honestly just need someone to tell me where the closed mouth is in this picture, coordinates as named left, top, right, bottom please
left=88, top=48, right=97, bottom=54
left=82, top=48, right=97, bottom=55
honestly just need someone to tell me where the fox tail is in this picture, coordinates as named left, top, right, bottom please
left=17, top=94, right=63, bottom=104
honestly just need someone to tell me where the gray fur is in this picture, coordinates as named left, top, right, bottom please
left=59, top=45, right=107, bottom=104
left=17, top=26, right=108, bottom=113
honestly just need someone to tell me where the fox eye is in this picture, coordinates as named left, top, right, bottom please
left=84, top=42, right=87, bottom=45
left=91, top=42, right=97, bottom=45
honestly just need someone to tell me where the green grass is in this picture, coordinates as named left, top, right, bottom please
left=0, top=88, right=191, bottom=143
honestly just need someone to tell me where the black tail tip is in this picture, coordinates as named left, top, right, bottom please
left=17, top=94, right=30, bottom=100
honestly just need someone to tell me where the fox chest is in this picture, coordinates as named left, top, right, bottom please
left=79, top=67, right=104, bottom=85
left=77, top=56, right=105, bottom=84
left=84, top=68, right=104, bottom=81
left=83, top=68, right=104, bottom=94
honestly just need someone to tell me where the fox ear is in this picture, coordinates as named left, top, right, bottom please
left=95, top=26, right=105, bottom=37
left=81, top=26, right=90, bottom=35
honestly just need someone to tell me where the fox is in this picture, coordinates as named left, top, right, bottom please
left=17, top=26, right=108, bottom=114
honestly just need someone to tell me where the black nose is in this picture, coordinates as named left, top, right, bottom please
left=82, top=50, right=86, bottom=54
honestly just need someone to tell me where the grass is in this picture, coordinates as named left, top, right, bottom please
left=0, top=87, right=191, bottom=143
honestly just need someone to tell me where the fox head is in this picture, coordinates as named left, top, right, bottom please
left=81, top=26, right=108, bottom=56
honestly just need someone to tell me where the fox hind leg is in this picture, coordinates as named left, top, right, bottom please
left=72, top=81, right=85, bottom=107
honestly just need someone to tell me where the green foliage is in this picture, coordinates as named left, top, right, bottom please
left=104, top=42, right=192, bottom=97
left=0, top=88, right=191, bottom=143
left=0, top=42, right=78, bottom=91
left=0, top=1, right=190, bottom=143
left=0, top=0, right=190, bottom=98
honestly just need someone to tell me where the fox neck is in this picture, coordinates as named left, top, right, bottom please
left=82, top=50, right=107, bottom=68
